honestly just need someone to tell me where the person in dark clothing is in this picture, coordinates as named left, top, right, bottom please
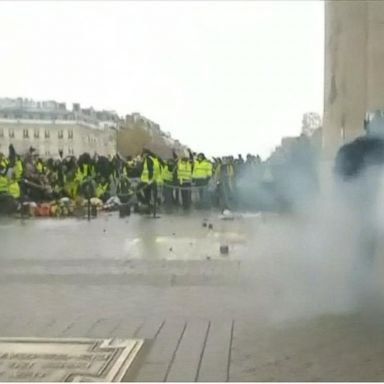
left=175, top=149, right=193, bottom=210
left=162, top=158, right=177, bottom=210
left=140, top=149, right=154, bottom=205
left=335, top=136, right=384, bottom=180
left=334, top=111, right=384, bottom=304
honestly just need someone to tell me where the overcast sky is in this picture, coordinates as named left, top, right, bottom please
left=0, top=1, right=324, bottom=158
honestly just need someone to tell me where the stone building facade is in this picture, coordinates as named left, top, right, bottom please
left=0, top=98, right=119, bottom=158
left=323, top=0, right=384, bottom=159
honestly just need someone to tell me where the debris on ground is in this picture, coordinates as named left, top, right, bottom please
left=220, top=245, right=229, bottom=255
left=219, top=209, right=235, bottom=220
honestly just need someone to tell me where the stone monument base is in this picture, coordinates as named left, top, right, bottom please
left=0, top=337, right=144, bottom=382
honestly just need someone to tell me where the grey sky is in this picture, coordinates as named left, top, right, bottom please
left=0, top=1, right=324, bottom=158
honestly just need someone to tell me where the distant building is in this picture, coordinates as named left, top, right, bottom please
left=125, top=113, right=161, bottom=134
left=118, top=112, right=187, bottom=158
left=0, top=98, right=119, bottom=158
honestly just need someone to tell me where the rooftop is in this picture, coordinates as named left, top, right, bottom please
left=0, top=98, right=120, bottom=128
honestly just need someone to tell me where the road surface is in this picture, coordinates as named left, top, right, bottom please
left=0, top=211, right=383, bottom=381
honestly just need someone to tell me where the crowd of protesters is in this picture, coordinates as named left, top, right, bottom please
left=0, top=137, right=319, bottom=217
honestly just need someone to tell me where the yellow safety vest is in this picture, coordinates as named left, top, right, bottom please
left=96, top=183, right=108, bottom=198
left=65, top=180, right=78, bottom=199
left=75, top=164, right=90, bottom=183
left=0, top=159, right=8, bottom=169
left=177, top=160, right=192, bottom=183
left=0, top=175, right=8, bottom=193
left=140, top=158, right=150, bottom=183
left=14, top=160, right=23, bottom=181
left=36, top=161, right=45, bottom=174
left=8, top=181, right=20, bottom=199
left=152, top=157, right=162, bottom=184
left=162, top=166, right=173, bottom=183
left=193, top=160, right=212, bottom=179
left=228, top=164, right=234, bottom=178
left=140, top=157, right=162, bottom=183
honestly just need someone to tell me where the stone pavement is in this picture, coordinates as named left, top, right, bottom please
left=1, top=312, right=384, bottom=381
left=1, top=213, right=384, bottom=381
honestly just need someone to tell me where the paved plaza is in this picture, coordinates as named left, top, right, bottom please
left=0, top=212, right=384, bottom=381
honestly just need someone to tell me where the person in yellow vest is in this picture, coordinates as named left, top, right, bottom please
left=63, top=157, right=78, bottom=199
left=216, top=156, right=235, bottom=212
left=75, top=153, right=94, bottom=199
left=177, top=153, right=193, bottom=210
left=75, top=163, right=90, bottom=184
left=139, top=150, right=154, bottom=206
left=192, top=153, right=212, bottom=208
left=35, top=158, right=46, bottom=175
left=0, top=163, right=8, bottom=195
left=139, top=149, right=162, bottom=207
left=13, top=157, right=23, bottom=181
left=8, top=173, right=20, bottom=199
left=0, top=162, right=16, bottom=215
left=95, top=177, right=110, bottom=202
left=161, top=159, right=176, bottom=210
left=0, top=151, right=8, bottom=164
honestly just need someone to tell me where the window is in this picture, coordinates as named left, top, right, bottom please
left=68, top=147, right=74, bottom=155
left=0, top=128, right=3, bottom=138
left=45, top=129, right=50, bottom=139
left=9, top=129, right=14, bottom=138
left=68, top=129, right=73, bottom=139
left=45, top=150, right=50, bottom=156
left=34, top=129, right=40, bottom=139
left=58, top=130, right=64, bottom=139
left=23, top=129, right=29, bottom=139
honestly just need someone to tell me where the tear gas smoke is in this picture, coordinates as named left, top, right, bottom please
left=238, top=144, right=384, bottom=325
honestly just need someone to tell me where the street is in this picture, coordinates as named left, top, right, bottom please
left=0, top=212, right=384, bottom=381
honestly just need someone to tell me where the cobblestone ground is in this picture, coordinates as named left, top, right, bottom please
left=1, top=212, right=384, bottom=381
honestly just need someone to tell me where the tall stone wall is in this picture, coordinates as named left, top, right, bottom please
left=323, top=1, right=384, bottom=160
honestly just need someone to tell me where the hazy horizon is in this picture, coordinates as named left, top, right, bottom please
left=0, top=1, right=324, bottom=158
